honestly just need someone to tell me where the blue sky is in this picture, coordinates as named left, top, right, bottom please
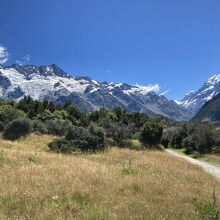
left=1, top=0, right=220, bottom=100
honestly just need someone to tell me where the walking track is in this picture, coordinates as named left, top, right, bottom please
left=166, top=149, right=220, bottom=180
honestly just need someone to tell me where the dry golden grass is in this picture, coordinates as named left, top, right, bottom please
left=0, top=134, right=219, bottom=219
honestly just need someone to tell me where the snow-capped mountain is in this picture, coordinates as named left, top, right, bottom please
left=192, top=92, right=220, bottom=122
left=180, top=74, right=220, bottom=113
left=0, top=64, right=192, bottom=121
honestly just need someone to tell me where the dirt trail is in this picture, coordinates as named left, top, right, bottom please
left=166, top=149, right=220, bottom=180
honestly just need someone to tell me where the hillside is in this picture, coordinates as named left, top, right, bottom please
left=0, top=64, right=192, bottom=121
left=0, top=134, right=219, bottom=219
left=192, top=92, right=220, bottom=121
left=180, top=74, right=220, bottom=114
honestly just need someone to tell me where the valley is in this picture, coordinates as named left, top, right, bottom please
left=2, top=1, right=220, bottom=219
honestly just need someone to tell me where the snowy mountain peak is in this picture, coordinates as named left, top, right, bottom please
left=207, top=73, right=220, bottom=85
left=186, top=90, right=195, bottom=96
left=6, top=64, right=70, bottom=79
left=0, top=64, right=192, bottom=121
left=180, top=73, right=220, bottom=113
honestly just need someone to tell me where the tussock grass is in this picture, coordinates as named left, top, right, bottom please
left=0, top=135, right=219, bottom=219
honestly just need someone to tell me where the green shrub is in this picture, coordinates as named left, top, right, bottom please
left=105, top=138, right=116, bottom=147
left=161, top=138, right=169, bottom=148
left=198, top=202, right=220, bottom=220
left=0, top=105, right=26, bottom=126
left=2, top=118, right=32, bottom=141
left=48, top=139, right=81, bottom=154
left=32, top=120, right=48, bottom=135
left=46, top=120, right=73, bottom=136
left=119, top=140, right=134, bottom=149
left=35, top=109, right=54, bottom=122
left=193, top=125, right=214, bottom=154
left=66, top=125, right=106, bottom=152
left=106, top=123, right=132, bottom=146
left=0, top=122, right=5, bottom=132
left=139, top=122, right=163, bottom=147
left=49, top=125, right=106, bottom=154
left=194, top=189, right=220, bottom=220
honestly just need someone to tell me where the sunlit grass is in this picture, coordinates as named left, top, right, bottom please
left=0, top=135, right=219, bottom=219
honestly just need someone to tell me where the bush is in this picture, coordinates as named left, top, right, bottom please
left=105, top=138, right=116, bottom=147
left=193, top=125, right=214, bottom=154
left=194, top=189, right=220, bottom=220
left=46, top=120, right=73, bottom=136
left=32, top=120, right=48, bottom=135
left=49, top=125, right=106, bottom=154
left=2, top=118, right=32, bottom=141
left=0, top=122, right=5, bottom=132
left=48, top=139, right=81, bottom=154
left=161, top=137, right=169, bottom=148
left=118, top=140, right=134, bottom=149
left=139, top=122, right=163, bottom=147
left=182, top=136, right=195, bottom=154
left=35, top=109, right=54, bottom=122
left=106, top=123, right=132, bottom=146
left=66, top=125, right=106, bottom=152
left=0, top=105, right=26, bottom=126
left=169, top=126, right=188, bottom=149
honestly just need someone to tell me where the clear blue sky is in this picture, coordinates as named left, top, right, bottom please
left=1, top=0, right=220, bottom=100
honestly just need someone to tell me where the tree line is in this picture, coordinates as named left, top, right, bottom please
left=162, top=123, right=220, bottom=154
left=0, top=96, right=163, bottom=153
left=1, top=96, right=219, bottom=155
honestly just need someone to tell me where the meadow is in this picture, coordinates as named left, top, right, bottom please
left=0, top=135, right=219, bottom=219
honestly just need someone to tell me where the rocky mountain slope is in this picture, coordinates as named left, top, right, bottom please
left=0, top=64, right=192, bottom=121
left=192, top=92, right=220, bottom=121
left=180, top=74, right=220, bottom=114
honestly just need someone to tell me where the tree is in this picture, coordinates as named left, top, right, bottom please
left=113, top=107, right=123, bottom=122
left=190, top=124, right=214, bottom=154
left=139, top=122, right=163, bottom=146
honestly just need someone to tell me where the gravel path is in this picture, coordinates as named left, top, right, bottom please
left=166, top=149, right=220, bottom=180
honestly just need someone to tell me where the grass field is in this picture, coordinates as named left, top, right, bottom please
left=0, top=135, right=220, bottom=219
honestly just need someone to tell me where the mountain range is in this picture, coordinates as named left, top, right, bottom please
left=1, top=64, right=220, bottom=122
left=179, top=74, right=220, bottom=114
left=0, top=64, right=192, bottom=121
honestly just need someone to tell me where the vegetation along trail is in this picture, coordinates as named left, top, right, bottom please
left=166, top=149, right=220, bottom=180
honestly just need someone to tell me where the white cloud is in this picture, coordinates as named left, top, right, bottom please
left=16, top=54, right=31, bottom=65
left=0, top=44, right=9, bottom=64
left=135, top=83, right=160, bottom=94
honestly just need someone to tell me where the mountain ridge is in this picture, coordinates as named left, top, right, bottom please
left=192, top=91, right=220, bottom=121
left=0, top=64, right=192, bottom=121
left=180, top=73, right=220, bottom=113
